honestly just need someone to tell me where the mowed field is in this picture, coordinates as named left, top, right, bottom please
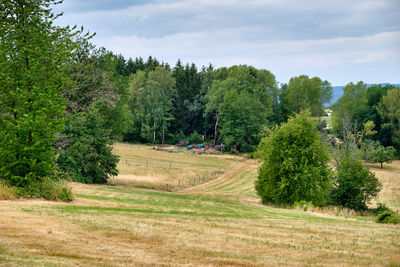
left=0, top=143, right=399, bottom=266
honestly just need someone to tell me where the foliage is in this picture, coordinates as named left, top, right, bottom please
left=0, top=181, right=18, bottom=200
left=280, top=75, right=332, bottom=120
left=363, top=140, right=396, bottom=168
left=0, top=0, right=86, bottom=188
left=219, top=90, right=267, bottom=152
left=129, top=67, right=176, bottom=144
left=21, top=176, right=73, bottom=202
left=376, top=210, right=400, bottom=224
left=205, top=65, right=275, bottom=150
left=378, top=88, right=400, bottom=153
left=331, top=82, right=369, bottom=135
left=57, top=111, right=119, bottom=184
left=330, top=156, right=382, bottom=211
left=255, top=111, right=332, bottom=206
left=188, top=131, right=203, bottom=144
left=293, top=200, right=314, bottom=211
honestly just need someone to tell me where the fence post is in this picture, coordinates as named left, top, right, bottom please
left=166, top=184, right=168, bottom=191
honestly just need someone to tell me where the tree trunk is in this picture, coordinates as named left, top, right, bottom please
left=162, top=125, right=165, bottom=144
left=153, top=121, right=156, bottom=144
left=213, top=113, right=220, bottom=145
left=381, top=162, right=383, bottom=169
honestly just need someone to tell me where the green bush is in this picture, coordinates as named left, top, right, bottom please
left=188, top=130, right=203, bottom=144
left=21, top=177, right=73, bottom=202
left=376, top=210, right=400, bottom=224
left=330, top=156, right=382, bottom=211
left=56, top=112, right=119, bottom=184
left=371, top=203, right=392, bottom=215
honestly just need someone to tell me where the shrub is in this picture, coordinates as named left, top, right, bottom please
left=188, top=131, right=203, bottom=144
left=371, top=203, right=392, bottom=215
left=330, top=156, right=382, bottom=211
left=255, top=111, right=332, bottom=206
left=0, top=181, right=18, bottom=200
left=56, top=112, right=119, bottom=184
left=22, top=177, right=73, bottom=202
left=293, top=200, right=314, bottom=211
left=376, top=210, right=400, bottom=224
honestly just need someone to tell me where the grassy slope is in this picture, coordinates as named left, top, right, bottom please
left=0, top=143, right=399, bottom=266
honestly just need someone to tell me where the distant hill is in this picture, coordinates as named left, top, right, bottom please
left=328, top=83, right=400, bottom=106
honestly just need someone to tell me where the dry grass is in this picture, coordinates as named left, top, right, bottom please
left=368, top=161, right=400, bottom=210
left=0, top=181, right=17, bottom=200
left=0, top=145, right=399, bottom=266
left=111, top=143, right=239, bottom=190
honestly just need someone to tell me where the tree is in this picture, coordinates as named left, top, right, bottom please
left=364, top=141, right=396, bottom=169
left=57, top=46, right=129, bottom=184
left=204, top=65, right=276, bottom=150
left=378, top=88, right=400, bottom=153
left=219, top=90, right=267, bottom=152
left=129, top=67, right=176, bottom=143
left=331, top=81, right=369, bottom=135
left=331, top=156, right=382, bottom=211
left=280, top=75, right=332, bottom=120
left=255, top=111, right=332, bottom=206
left=56, top=111, right=119, bottom=184
left=329, top=119, right=382, bottom=211
left=0, top=0, right=82, bottom=187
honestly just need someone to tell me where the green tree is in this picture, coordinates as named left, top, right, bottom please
left=331, top=81, right=369, bottom=135
left=255, top=111, right=332, bottom=205
left=329, top=119, right=382, bottom=211
left=204, top=65, right=276, bottom=150
left=129, top=67, right=176, bottom=143
left=219, top=90, right=267, bottom=152
left=280, top=75, right=332, bottom=120
left=363, top=141, right=396, bottom=169
left=378, top=88, right=400, bottom=153
left=0, top=0, right=81, bottom=187
left=56, top=111, right=119, bottom=184
left=57, top=46, right=128, bottom=184
left=331, top=156, right=382, bottom=211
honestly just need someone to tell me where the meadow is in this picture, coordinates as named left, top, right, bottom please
left=0, top=143, right=399, bottom=266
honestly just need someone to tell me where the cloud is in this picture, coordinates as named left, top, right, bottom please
left=53, top=0, right=400, bottom=84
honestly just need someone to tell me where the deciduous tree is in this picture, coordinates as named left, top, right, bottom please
left=0, top=0, right=82, bottom=187
left=255, top=111, right=332, bottom=205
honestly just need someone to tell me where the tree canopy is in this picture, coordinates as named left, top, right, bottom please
left=0, top=0, right=83, bottom=187
left=255, top=111, right=332, bottom=206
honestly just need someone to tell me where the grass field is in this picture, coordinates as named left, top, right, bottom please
left=0, top=143, right=399, bottom=266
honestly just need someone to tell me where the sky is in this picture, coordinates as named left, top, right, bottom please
left=52, top=0, right=400, bottom=86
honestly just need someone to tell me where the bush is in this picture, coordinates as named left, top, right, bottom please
left=330, top=156, right=382, bottom=211
left=293, top=200, right=314, bottom=211
left=56, top=112, right=119, bottom=184
left=371, top=203, right=392, bottom=215
left=21, top=177, right=73, bottom=202
left=255, top=111, right=332, bottom=206
left=188, top=131, right=203, bottom=144
left=0, top=181, right=18, bottom=200
left=376, top=210, right=400, bottom=224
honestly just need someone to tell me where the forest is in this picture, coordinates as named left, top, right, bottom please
left=1, top=0, right=400, bottom=219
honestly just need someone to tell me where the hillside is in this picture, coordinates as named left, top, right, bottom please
left=0, top=143, right=399, bottom=266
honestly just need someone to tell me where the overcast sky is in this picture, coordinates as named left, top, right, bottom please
left=53, top=0, right=400, bottom=85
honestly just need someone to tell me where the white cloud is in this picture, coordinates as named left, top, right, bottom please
left=53, top=0, right=400, bottom=85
